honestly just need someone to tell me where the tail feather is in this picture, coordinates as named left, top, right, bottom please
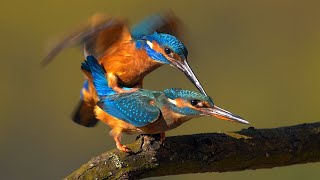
left=71, top=79, right=100, bottom=128
left=72, top=100, right=99, bottom=127
left=71, top=55, right=113, bottom=128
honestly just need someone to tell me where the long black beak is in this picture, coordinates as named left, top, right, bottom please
left=202, top=105, right=249, bottom=124
left=171, top=59, right=207, bottom=96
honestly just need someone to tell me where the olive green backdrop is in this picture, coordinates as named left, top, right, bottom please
left=1, top=0, right=319, bottom=179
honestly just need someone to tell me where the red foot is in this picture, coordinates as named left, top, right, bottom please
left=116, top=142, right=132, bottom=152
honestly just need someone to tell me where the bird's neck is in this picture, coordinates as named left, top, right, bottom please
left=131, top=47, right=163, bottom=79
left=103, top=41, right=162, bottom=87
left=160, top=104, right=193, bottom=129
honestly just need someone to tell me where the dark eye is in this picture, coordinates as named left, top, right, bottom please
left=190, top=99, right=200, bottom=106
left=164, top=47, right=173, bottom=55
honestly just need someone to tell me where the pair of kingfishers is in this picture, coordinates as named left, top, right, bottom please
left=43, top=12, right=249, bottom=152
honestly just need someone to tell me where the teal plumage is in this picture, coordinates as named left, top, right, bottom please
left=143, top=32, right=188, bottom=58
left=82, top=55, right=249, bottom=151
left=43, top=13, right=208, bottom=128
left=81, top=56, right=160, bottom=127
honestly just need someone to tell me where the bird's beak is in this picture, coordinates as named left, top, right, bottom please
left=171, top=59, right=207, bottom=96
left=201, top=105, right=249, bottom=124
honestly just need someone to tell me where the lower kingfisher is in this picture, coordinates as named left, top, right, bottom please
left=82, top=55, right=249, bottom=152
left=42, top=12, right=207, bottom=128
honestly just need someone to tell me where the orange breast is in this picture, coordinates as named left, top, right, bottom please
left=100, top=41, right=162, bottom=87
left=95, top=105, right=173, bottom=135
left=94, top=104, right=192, bottom=135
left=94, top=106, right=141, bottom=134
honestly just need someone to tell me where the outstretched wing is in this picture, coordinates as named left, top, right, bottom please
left=98, top=93, right=160, bottom=127
left=131, top=11, right=183, bottom=40
left=42, top=14, right=129, bottom=66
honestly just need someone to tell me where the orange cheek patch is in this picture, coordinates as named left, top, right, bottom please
left=174, top=98, right=190, bottom=108
left=151, top=41, right=164, bottom=53
left=150, top=41, right=181, bottom=62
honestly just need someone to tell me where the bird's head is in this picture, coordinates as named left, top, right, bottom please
left=164, top=88, right=249, bottom=124
left=141, top=32, right=207, bottom=96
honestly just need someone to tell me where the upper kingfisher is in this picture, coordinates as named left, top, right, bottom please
left=82, top=55, right=249, bottom=152
left=42, top=12, right=207, bottom=127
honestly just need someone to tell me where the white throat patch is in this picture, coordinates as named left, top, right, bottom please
left=168, top=98, right=177, bottom=105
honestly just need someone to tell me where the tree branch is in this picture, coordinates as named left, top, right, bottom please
left=65, top=122, right=320, bottom=180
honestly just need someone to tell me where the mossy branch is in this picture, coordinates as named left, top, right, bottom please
left=65, top=122, right=320, bottom=180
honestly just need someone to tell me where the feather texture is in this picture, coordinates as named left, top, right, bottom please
left=98, top=95, right=160, bottom=127
left=143, top=32, right=188, bottom=58
left=81, top=55, right=115, bottom=96
left=84, top=55, right=160, bottom=127
left=42, top=15, right=127, bottom=65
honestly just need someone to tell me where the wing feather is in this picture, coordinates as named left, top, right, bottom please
left=42, top=14, right=128, bottom=66
left=98, top=94, right=160, bottom=127
left=131, top=12, right=184, bottom=40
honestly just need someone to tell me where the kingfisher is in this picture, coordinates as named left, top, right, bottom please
left=42, top=12, right=207, bottom=128
left=82, top=55, right=249, bottom=152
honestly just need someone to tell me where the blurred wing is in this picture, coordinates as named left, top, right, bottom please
left=98, top=94, right=160, bottom=127
left=131, top=11, right=184, bottom=40
left=42, top=14, right=129, bottom=66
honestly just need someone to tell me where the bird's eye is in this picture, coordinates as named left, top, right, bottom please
left=164, top=47, right=173, bottom=56
left=190, top=99, right=200, bottom=106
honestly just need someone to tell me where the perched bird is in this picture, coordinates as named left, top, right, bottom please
left=82, top=55, right=249, bottom=152
left=42, top=12, right=207, bottom=128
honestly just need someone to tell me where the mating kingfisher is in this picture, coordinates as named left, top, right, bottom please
left=82, top=55, right=249, bottom=152
left=42, top=12, right=207, bottom=127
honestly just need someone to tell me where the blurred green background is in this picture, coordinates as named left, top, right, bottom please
left=1, top=0, right=320, bottom=179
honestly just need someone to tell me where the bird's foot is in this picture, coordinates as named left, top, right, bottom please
left=114, top=87, right=138, bottom=94
left=116, top=142, right=131, bottom=152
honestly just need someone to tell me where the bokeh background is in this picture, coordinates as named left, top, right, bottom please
left=1, top=0, right=320, bottom=179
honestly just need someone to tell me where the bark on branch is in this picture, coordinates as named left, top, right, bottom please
left=66, top=122, right=320, bottom=180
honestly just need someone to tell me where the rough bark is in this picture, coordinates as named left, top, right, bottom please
left=65, top=122, right=320, bottom=180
